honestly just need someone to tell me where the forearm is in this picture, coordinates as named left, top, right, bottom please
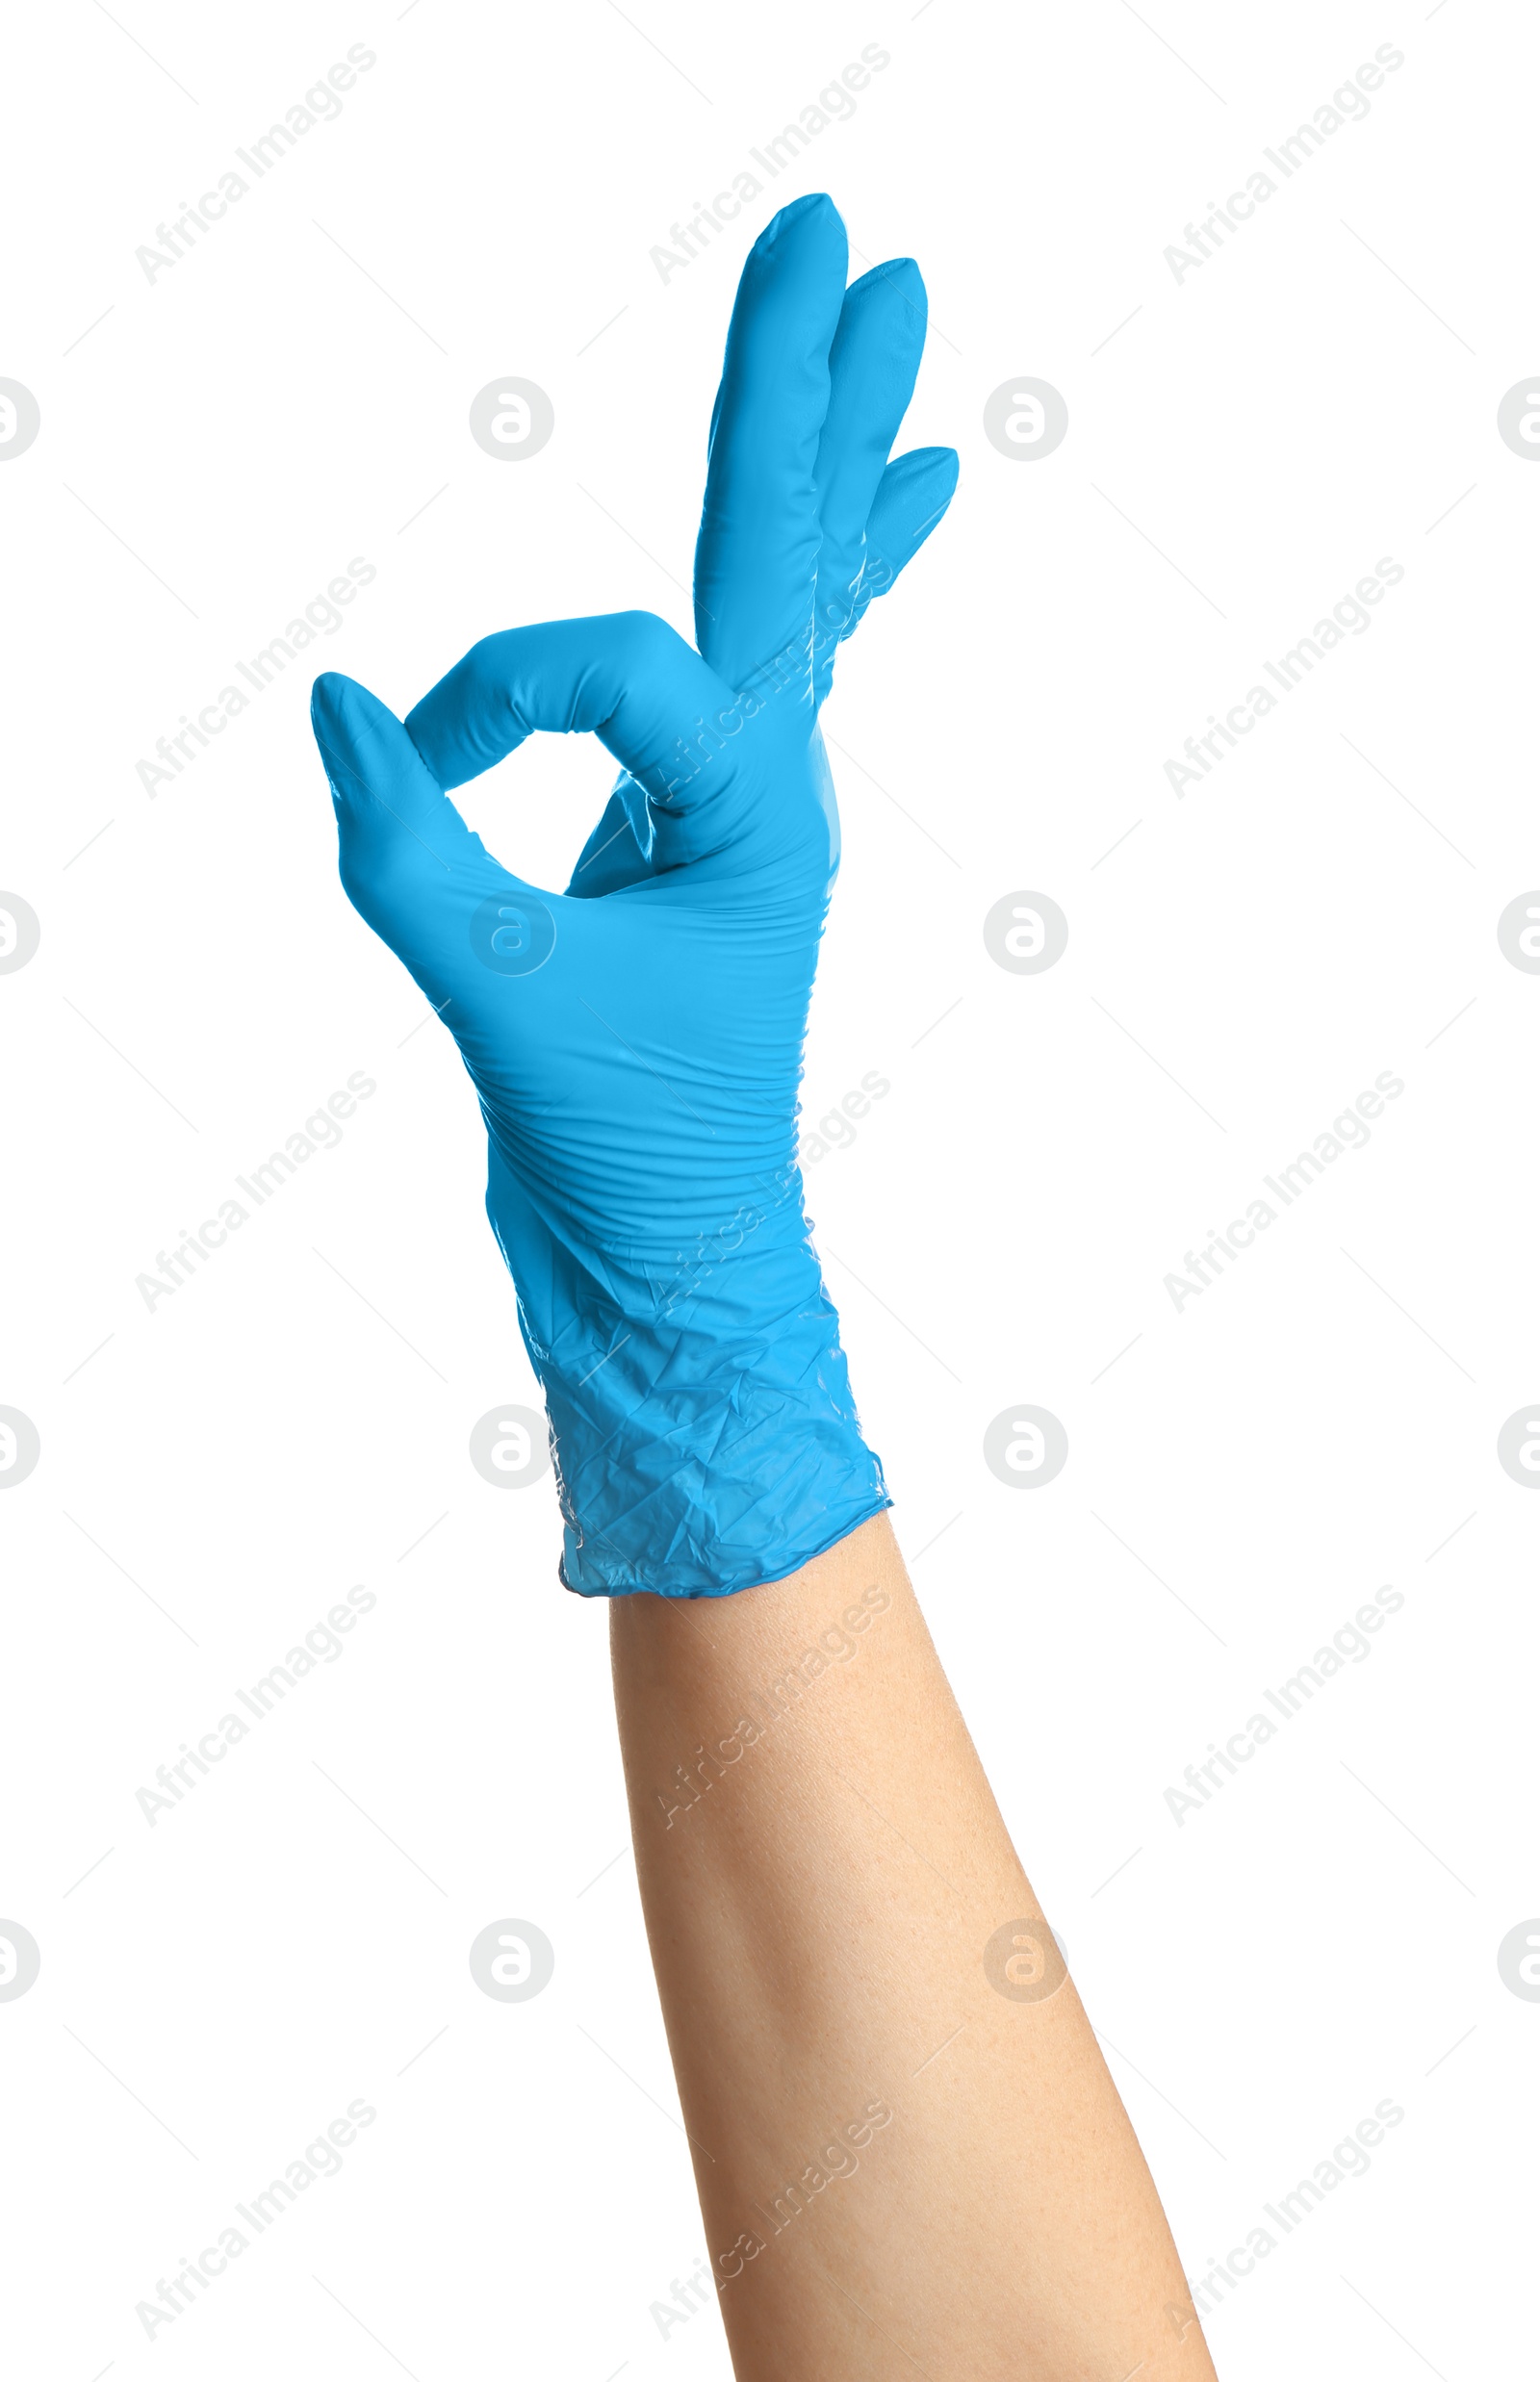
left=609, top=1512, right=1218, bottom=2381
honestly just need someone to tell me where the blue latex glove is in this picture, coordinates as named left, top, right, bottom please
left=311, top=192, right=957, bottom=1596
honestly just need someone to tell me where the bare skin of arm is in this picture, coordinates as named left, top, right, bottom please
left=610, top=1511, right=1219, bottom=2381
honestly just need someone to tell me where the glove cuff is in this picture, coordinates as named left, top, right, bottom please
left=550, top=1287, right=889, bottom=1594
left=489, top=1138, right=888, bottom=1596
left=523, top=1242, right=888, bottom=1597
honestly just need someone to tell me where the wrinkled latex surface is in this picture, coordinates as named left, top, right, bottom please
left=310, top=193, right=958, bottom=1595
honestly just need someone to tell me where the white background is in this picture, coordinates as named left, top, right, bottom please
left=2, top=2, right=1534, bottom=2374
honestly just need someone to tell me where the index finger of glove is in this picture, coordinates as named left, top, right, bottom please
left=405, top=612, right=732, bottom=797
left=404, top=611, right=755, bottom=872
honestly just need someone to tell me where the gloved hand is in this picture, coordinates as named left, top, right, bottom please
left=311, top=192, right=958, bottom=1596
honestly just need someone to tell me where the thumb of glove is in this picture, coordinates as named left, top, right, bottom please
left=312, top=670, right=499, bottom=971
